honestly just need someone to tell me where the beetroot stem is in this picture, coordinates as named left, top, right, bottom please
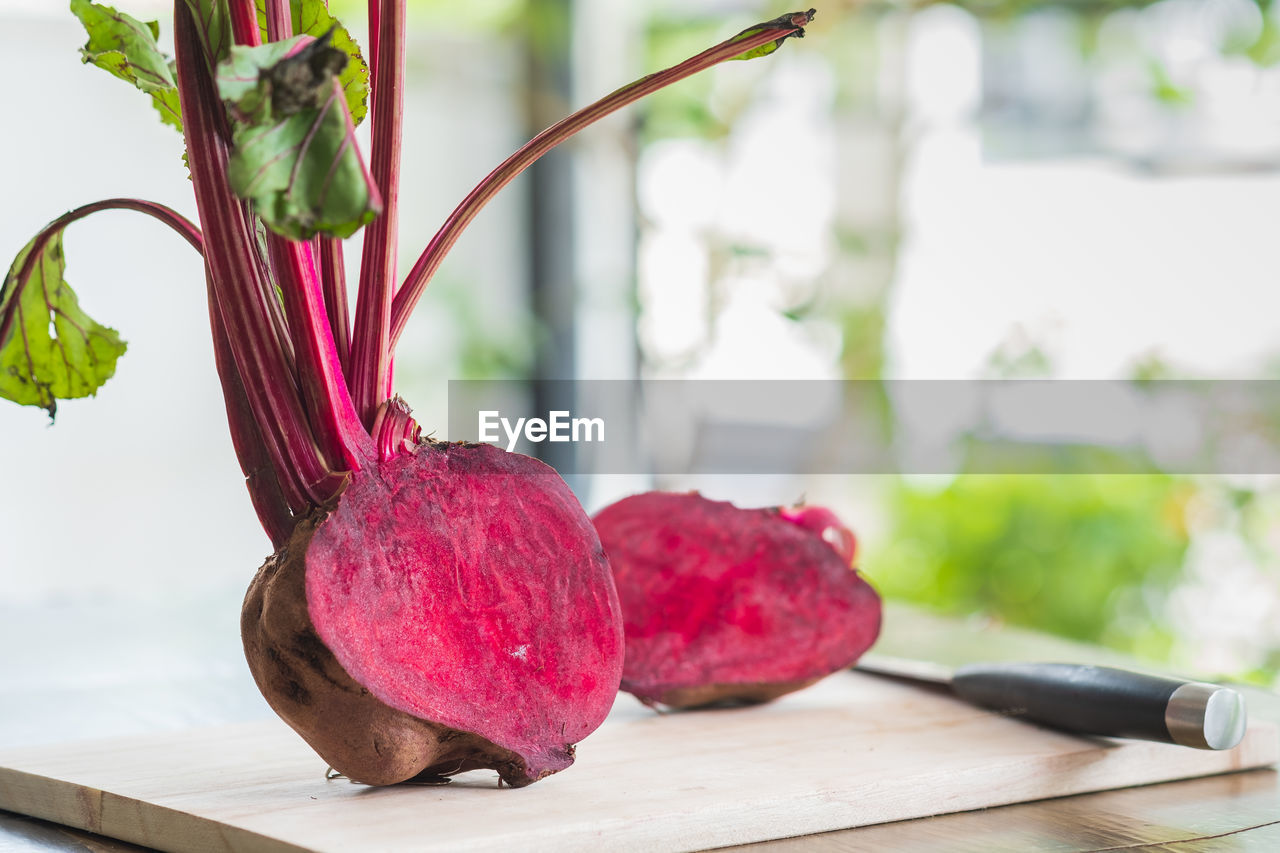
left=349, top=0, right=405, bottom=427
left=289, top=0, right=351, bottom=387
left=264, top=0, right=292, bottom=41
left=176, top=0, right=345, bottom=507
left=227, top=0, right=257, bottom=46
left=0, top=198, right=202, bottom=357
left=388, top=9, right=816, bottom=346
left=269, top=237, right=374, bottom=470
left=203, top=5, right=296, bottom=372
left=229, top=1, right=371, bottom=471
left=319, top=237, right=351, bottom=374
left=208, top=281, right=296, bottom=547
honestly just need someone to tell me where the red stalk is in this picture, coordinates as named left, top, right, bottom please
left=349, top=0, right=405, bottom=427
left=264, top=0, right=292, bottom=41
left=224, top=0, right=373, bottom=474
left=175, top=0, right=345, bottom=507
left=319, top=237, right=351, bottom=373
left=370, top=395, right=421, bottom=461
left=227, top=0, right=258, bottom=46
left=388, top=10, right=815, bottom=346
left=0, top=199, right=203, bottom=349
left=268, top=235, right=374, bottom=470
left=309, top=0, right=351, bottom=395
left=280, top=0, right=350, bottom=388
left=208, top=282, right=296, bottom=547
left=203, top=4, right=297, bottom=371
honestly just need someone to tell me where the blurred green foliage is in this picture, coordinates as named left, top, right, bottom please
left=873, top=475, right=1193, bottom=661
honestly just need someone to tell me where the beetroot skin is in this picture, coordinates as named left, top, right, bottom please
left=242, top=442, right=624, bottom=787
left=593, top=492, right=881, bottom=709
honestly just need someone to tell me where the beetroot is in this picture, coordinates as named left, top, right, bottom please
left=594, top=492, right=881, bottom=709
left=2, top=4, right=819, bottom=787
left=242, top=442, right=622, bottom=786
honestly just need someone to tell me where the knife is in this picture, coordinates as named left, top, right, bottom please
left=854, top=654, right=1248, bottom=750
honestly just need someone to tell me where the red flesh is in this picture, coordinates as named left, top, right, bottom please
left=593, top=492, right=881, bottom=708
left=244, top=442, right=624, bottom=785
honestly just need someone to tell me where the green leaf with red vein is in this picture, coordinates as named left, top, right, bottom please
left=217, top=35, right=381, bottom=240
left=0, top=233, right=127, bottom=419
left=71, top=0, right=183, bottom=131
left=254, top=0, right=370, bottom=125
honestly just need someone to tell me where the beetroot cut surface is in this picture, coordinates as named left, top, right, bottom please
left=242, top=442, right=624, bottom=787
left=593, top=492, right=881, bottom=709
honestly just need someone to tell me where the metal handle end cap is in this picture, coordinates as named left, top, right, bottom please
left=1166, top=683, right=1247, bottom=750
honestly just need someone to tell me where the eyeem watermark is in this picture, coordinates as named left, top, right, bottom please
left=451, top=379, right=1280, bottom=474
left=478, top=410, right=605, bottom=452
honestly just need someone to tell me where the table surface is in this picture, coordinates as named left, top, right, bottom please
left=2, top=598, right=1277, bottom=852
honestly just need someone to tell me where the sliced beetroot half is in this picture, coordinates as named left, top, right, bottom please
left=593, top=492, right=881, bottom=709
left=242, top=442, right=624, bottom=786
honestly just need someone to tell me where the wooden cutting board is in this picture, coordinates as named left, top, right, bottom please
left=0, top=671, right=1275, bottom=853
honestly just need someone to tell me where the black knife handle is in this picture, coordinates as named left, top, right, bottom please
left=951, top=662, right=1247, bottom=750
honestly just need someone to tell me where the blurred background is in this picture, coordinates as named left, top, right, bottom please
left=3, top=0, right=1280, bottom=748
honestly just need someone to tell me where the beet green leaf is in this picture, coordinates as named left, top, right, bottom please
left=254, top=0, right=370, bottom=125
left=0, top=234, right=127, bottom=419
left=71, top=0, right=182, bottom=131
left=218, top=36, right=380, bottom=240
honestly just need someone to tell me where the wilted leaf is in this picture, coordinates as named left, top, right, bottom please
left=0, top=232, right=127, bottom=419
left=255, top=0, right=370, bottom=124
left=730, top=8, right=815, bottom=61
left=217, top=35, right=381, bottom=239
left=217, top=37, right=298, bottom=122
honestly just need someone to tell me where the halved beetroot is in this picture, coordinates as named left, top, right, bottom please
left=242, top=442, right=624, bottom=786
left=593, top=492, right=881, bottom=709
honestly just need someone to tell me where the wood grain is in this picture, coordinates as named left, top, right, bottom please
left=0, top=672, right=1275, bottom=853
left=726, top=769, right=1280, bottom=852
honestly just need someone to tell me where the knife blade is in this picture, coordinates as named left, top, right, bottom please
left=854, top=654, right=1248, bottom=750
